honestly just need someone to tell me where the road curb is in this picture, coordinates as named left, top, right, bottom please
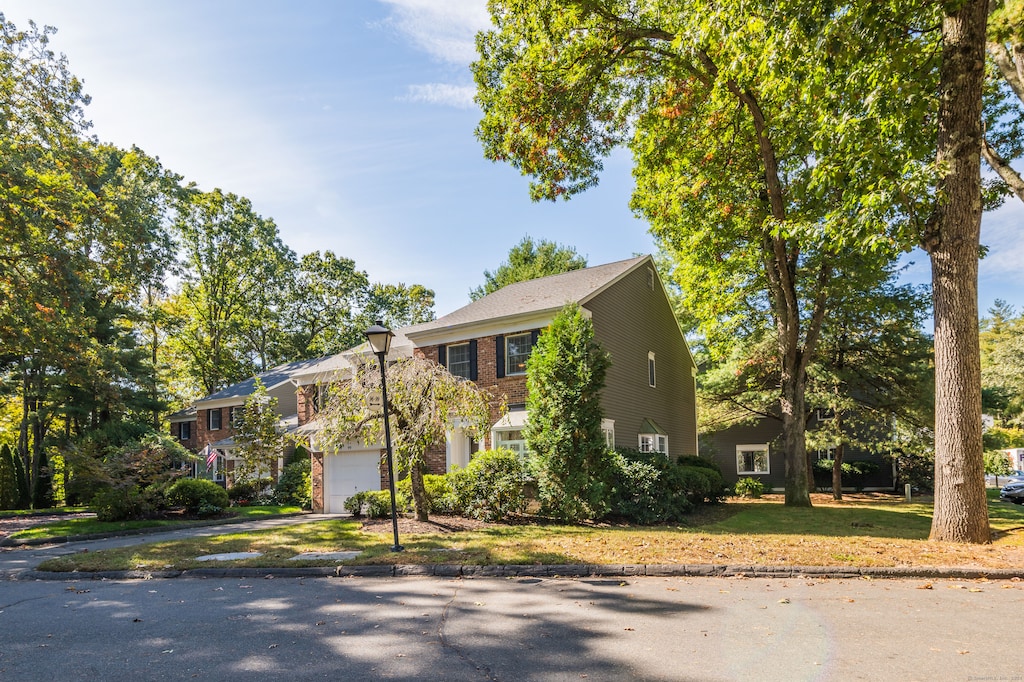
left=15, top=563, right=1024, bottom=582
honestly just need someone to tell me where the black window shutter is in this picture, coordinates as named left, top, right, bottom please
left=469, top=339, right=478, bottom=381
left=495, top=336, right=505, bottom=378
left=531, top=329, right=540, bottom=347
left=437, top=344, right=447, bottom=368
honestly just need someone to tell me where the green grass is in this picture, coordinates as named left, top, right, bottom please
left=0, top=507, right=90, bottom=518
left=32, top=494, right=1024, bottom=573
left=8, top=505, right=304, bottom=541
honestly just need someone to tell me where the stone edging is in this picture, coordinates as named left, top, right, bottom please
left=14, top=563, right=1024, bottom=582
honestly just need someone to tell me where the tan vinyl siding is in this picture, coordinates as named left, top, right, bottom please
left=586, top=266, right=698, bottom=456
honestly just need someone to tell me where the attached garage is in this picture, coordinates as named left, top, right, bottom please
left=323, top=449, right=382, bottom=514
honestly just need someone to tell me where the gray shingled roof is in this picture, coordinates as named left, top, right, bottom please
left=405, top=255, right=648, bottom=337
left=196, top=356, right=329, bottom=404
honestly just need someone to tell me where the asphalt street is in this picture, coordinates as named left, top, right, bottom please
left=2, top=572, right=1022, bottom=681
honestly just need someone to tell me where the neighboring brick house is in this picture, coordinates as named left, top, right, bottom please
left=168, top=406, right=198, bottom=453
left=181, top=357, right=324, bottom=485
left=298, top=255, right=699, bottom=513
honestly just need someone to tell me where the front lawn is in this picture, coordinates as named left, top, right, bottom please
left=8, top=505, right=304, bottom=542
left=34, top=493, right=1024, bottom=573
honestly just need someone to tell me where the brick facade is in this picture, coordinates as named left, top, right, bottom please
left=169, top=419, right=198, bottom=452
left=415, top=331, right=534, bottom=457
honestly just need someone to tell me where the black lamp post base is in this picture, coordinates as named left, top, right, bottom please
left=390, top=544, right=405, bottom=552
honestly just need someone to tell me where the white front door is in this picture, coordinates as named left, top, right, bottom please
left=324, top=450, right=381, bottom=514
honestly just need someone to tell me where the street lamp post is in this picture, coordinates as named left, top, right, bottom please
left=364, top=321, right=403, bottom=552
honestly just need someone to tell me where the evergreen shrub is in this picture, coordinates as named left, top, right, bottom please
left=167, top=478, right=229, bottom=515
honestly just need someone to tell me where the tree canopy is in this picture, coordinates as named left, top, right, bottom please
left=474, top=0, right=939, bottom=506
left=469, top=236, right=587, bottom=300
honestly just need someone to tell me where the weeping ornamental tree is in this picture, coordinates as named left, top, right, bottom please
left=318, top=355, right=493, bottom=522
left=525, top=303, right=613, bottom=522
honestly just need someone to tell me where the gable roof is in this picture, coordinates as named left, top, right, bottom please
left=404, top=255, right=649, bottom=343
left=195, top=356, right=329, bottom=405
left=289, top=329, right=417, bottom=386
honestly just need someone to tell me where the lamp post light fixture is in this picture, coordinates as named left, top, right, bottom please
left=364, top=320, right=403, bottom=552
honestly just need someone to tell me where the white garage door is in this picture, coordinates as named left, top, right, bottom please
left=324, top=450, right=382, bottom=514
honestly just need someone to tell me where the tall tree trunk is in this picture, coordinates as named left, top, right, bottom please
left=781, top=377, right=812, bottom=506
left=925, top=0, right=990, bottom=544
left=832, top=439, right=845, bottom=502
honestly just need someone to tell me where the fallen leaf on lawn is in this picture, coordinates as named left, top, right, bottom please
left=917, top=583, right=933, bottom=590
left=778, top=598, right=790, bottom=604
left=969, top=588, right=983, bottom=593
left=845, top=599, right=855, bottom=603
left=474, top=601, right=485, bottom=606
left=957, top=650, right=970, bottom=655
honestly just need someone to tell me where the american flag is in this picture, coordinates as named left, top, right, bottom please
left=202, top=445, right=217, bottom=469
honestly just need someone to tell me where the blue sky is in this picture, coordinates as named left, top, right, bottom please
left=3, top=1, right=1022, bottom=321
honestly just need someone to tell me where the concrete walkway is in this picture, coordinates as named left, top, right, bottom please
left=4, top=513, right=1024, bottom=582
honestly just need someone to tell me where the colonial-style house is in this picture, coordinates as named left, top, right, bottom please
left=172, top=357, right=324, bottom=485
left=297, top=255, right=699, bottom=512
left=173, top=255, right=700, bottom=512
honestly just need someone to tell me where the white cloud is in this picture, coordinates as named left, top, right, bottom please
left=403, top=82, right=477, bottom=108
left=378, top=0, right=491, bottom=64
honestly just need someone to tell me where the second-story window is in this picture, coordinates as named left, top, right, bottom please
left=446, top=342, right=472, bottom=380
left=208, top=408, right=222, bottom=431
left=179, top=421, right=191, bottom=440
left=505, top=332, right=534, bottom=375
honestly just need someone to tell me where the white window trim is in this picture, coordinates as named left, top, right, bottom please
left=601, top=418, right=615, bottom=450
left=447, top=341, right=472, bottom=380
left=736, top=443, right=770, bottom=475
left=505, top=332, right=533, bottom=376
left=638, top=433, right=668, bottom=456
left=648, top=352, right=656, bottom=388
left=208, top=409, right=221, bottom=431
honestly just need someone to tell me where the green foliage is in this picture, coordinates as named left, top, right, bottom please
left=343, top=489, right=411, bottom=518
left=32, top=449, right=54, bottom=509
left=396, top=474, right=455, bottom=515
left=469, top=236, right=587, bottom=300
left=288, top=443, right=310, bottom=467
left=91, top=486, right=160, bottom=522
left=232, top=380, right=285, bottom=486
left=319, top=355, right=493, bottom=521
left=0, top=444, right=22, bottom=510
left=274, top=460, right=312, bottom=509
left=676, top=455, right=723, bottom=476
left=984, top=450, right=1014, bottom=477
left=166, top=478, right=229, bottom=515
left=812, top=459, right=882, bottom=492
left=525, top=303, right=613, bottom=522
left=227, top=478, right=275, bottom=505
left=447, top=449, right=528, bottom=522
left=983, top=426, right=1024, bottom=450
left=734, top=477, right=765, bottom=499
left=608, top=450, right=694, bottom=524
